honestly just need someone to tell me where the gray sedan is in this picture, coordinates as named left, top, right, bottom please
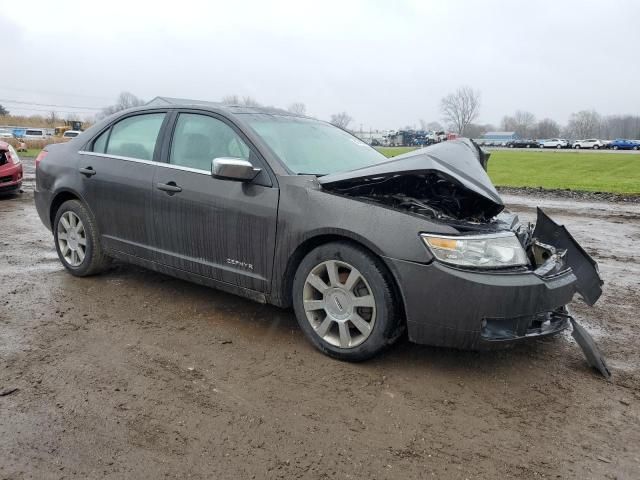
left=34, top=102, right=603, bottom=363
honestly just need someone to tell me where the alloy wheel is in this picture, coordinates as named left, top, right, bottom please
left=57, top=211, right=87, bottom=267
left=302, top=260, right=376, bottom=349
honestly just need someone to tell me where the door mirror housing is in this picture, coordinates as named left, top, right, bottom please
left=211, top=157, right=261, bottom=182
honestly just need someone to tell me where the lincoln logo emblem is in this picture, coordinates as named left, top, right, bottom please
left=334, top=297, right=343, bottom=311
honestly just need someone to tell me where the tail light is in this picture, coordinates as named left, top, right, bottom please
left=35, top=150, right=48, bottom=168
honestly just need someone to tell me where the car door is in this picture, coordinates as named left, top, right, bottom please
left=78, top=111, right=168, bottom=259
left=151, top=111, right=279, bottom=293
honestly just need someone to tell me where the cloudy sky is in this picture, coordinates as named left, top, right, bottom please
left=1, top=0, right=638, bottom=129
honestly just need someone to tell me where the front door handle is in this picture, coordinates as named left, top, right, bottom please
left=156, top=182, right=182, bottom=195
left=79, top=166, right=96, bottom=177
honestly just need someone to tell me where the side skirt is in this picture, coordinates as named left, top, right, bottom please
left=107, top=248, right=268, bottom=305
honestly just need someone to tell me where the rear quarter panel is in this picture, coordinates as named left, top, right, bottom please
left=35, top=143, right=84, bottom=230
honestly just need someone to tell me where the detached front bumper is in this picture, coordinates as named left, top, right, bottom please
left=385, top=258, right=576, bottom=349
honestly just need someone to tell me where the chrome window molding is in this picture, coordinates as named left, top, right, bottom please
left=78, top=150, right=210, bottom=175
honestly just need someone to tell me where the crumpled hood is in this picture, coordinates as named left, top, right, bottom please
left=319, top=138, right=504, bottom=219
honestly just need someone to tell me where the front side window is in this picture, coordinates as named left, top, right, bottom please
left=105, top=113, right=166, bottom=161
left=170, top=114, right=250, bottom=171
left=241, top=114, right=386, bottom=175
left=92, top=129, right=109, bottom=153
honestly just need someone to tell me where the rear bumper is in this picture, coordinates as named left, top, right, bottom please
left=34, top=186, right=53, bottom=230
left=384, top=257, right=577, bottom=350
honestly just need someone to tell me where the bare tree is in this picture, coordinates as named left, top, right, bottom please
left=601, top=115, right=640, bottom=139
left=500, top=115, right=516, bottom=132
left=514, top=110, right=536, bottom=137
left=46, top=111, right=58, bottom=127
left=0, top=104, right=9, bottom=116
left=100, top=92, right=145, bottom=117
left=221, top=94, right=241, bottom=105
left=566, top=110, right=602, bottom=139
left=465, top=123, right=496, bottom=138
left=330, top=112, right=353, bottom=129
left=426, top=121, right=443, bottom=131
left=288, top=102, right=307, bottom=115
left=500, top=111, right=536, bottom=137
left=440, top=86, right=480, bottom=135
left=533, top=118, right=560, bottom=139
left=221, top=95, right=262, bottom=107
left=242, top=96, right=261, bottom=107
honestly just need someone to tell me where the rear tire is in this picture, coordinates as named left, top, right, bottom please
left=593, top=145, right=599, bottom=149
left=292, top=242, right=401, bottom=361
left=556, top=145, right=562, bottom=149
left=53, top=200, right=110, bottom=277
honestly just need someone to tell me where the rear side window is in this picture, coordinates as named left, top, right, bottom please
left=26, top=129, right=43, bottom=136
left=104, top=113, right=166, bottom=161
left=170, top=113, right=250, bottom=171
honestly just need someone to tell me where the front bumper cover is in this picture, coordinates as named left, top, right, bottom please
left=385, top=258, right=577, bottom=350
left=385, top=208, right=603, bottom=351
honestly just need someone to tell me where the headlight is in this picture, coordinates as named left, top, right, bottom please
left=421, top=232, right=528, bottom=268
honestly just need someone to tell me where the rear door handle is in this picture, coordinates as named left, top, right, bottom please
left=79, top=166, right=96, bottom=177
left=156, top=182, right=182, bottom=194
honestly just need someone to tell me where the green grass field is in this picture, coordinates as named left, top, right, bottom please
left=377, top=147, right=640, bottom=194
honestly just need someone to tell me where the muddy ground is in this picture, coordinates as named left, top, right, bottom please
left=1, top=159, right=639, bottom=479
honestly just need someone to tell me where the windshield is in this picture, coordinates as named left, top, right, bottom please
left=241, top=114, right=386, bottom=175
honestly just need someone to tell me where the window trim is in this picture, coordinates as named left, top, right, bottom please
left=83, top=109, right=170, bottom=158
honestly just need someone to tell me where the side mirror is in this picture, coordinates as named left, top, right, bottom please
left=211, top=157, right=261, bottom=182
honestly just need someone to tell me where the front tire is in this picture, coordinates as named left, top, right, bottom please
left=53, top=200, right=109, bottom=277
left=292, top=242, right=401, bottom=361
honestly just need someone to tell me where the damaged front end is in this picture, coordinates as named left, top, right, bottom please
left=319, top=138, right=503, bottom=223
left=319, top=139, right=608, bottom=378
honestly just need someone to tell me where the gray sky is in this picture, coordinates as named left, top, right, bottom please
left=1, top=0, right=638, bottom=129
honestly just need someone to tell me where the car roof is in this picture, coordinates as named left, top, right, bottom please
left=0, top=141, right=9, bottom=150
left=143, top=96, right=305, bottom=118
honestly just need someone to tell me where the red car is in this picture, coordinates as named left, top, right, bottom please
left=0, top=141, right=23, bottom=195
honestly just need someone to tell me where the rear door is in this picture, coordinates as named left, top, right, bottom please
left=151, top=111, right=279, bottom=293
left=78, top=111, right=168, bottom=259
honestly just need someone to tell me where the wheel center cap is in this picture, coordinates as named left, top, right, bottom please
left=325, top=288, right=352, bottom=320
left=68, top=232, right=78, bottom=250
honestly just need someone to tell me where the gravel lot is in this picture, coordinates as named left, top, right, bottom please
left=1, top=159, right=639, bottom=479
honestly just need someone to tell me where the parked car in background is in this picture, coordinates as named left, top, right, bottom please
left=506, top=139, right=539, bottom=148
left=0, top=141, right=23, bottom=195
left=610, top=139, right=640, bottom=150
left=62, top=130, right=83, bottom=139
left=34, top=103, right=603, bottom=361
left=0, top=129, right=13, bottom=139
left=23, top=128, right=47, bottom=140
left=573, top=139, right=604, bottom=149
left=541, top=138, right=569, bottom=149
